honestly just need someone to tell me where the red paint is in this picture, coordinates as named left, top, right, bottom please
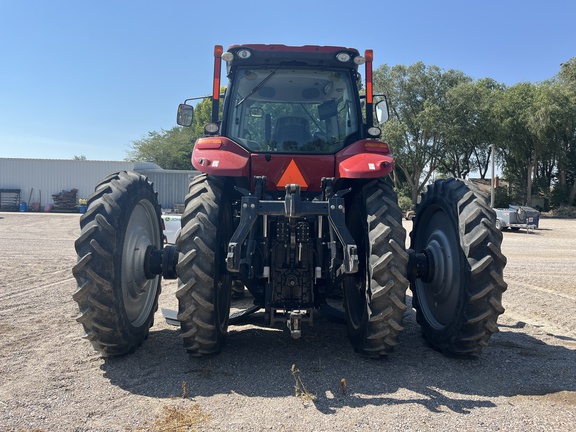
left=192, top=137, right=250, bottom=177
left=336, top=140, right=395, bottom=179
left=250, top=154, right=334, bottom=192
left=192, top=137, right=396, bottom=191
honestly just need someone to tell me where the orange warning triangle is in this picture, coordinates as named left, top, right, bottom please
left=277, top=160, right=308, bottom=188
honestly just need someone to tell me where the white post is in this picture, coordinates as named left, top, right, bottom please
left=491, top=144, right=495, bottom=208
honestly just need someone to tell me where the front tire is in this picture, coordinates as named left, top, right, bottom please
left=410, top=178, right=507, bottom=356
left=72, top=171, right=163, bottom=357
left=176, top=175, right=233, bottom=356
left=343, top=179, right=409, bottom=357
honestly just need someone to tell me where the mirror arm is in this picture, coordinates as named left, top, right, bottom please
left=184, top=96, right=211, bottom=104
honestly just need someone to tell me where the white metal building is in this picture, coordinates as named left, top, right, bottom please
left=0, top=158, right=198, bottom=212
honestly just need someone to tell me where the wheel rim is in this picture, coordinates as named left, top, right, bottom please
left=121, top=199, right=161, bottom=327
left=343, top=204, right=367, bottom=331
left=414, top=206, right=461, bottom=330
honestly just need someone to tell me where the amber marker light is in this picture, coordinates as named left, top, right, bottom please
left=364, top=142, right=390, bottom=153
left=196, top=138, right=223, bottom=149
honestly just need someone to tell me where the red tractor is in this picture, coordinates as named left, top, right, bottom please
left=72, top=45, right=507, bottom=359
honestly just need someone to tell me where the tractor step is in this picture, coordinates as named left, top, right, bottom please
left=161, top=308, right=180, bottom=326
left=161, top=306, right=261, bottom=327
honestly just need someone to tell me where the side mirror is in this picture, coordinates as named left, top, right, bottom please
left=375, top=99, right=389, bottom=124
left=177, top=104, right=194, bottom=127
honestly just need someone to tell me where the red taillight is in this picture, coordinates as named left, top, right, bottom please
left=196, top=138, right=223, bottom=149
left=364, top=142, right=390, bottom=154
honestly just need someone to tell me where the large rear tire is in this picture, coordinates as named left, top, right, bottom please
left=176, top=175, right=233, bottom=356
left=410, top=178, right=507, bottom=356
left=72, top=171, right=163, bottom=357
left=343, top=179, right=409, bottom=357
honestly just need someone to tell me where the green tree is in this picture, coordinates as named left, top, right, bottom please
left=555, top=58, right=576, bottom=205
left=559, top=57, right=576, bottom=90
left=126, top=95, right=219, bottom=170
left=374, top=62, right=471, bottom=203
left=126, top=126, right=196, bottom=170
left=527, top=83, right=571, bottom=201
left=496, top=78, right=576, bottom=207
left=190, top=94, right=220, bottom=137
left=440, top=78, right=504, bottom=179
left=493, top=82, right=543, bottom=205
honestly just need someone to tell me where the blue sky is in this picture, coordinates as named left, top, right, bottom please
left=0, top=0, right=574, bottom=162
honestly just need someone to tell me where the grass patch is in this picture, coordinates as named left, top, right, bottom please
left=146, top=404, right=211, bottom=432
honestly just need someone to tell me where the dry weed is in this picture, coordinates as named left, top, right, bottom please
left=149, top=404, right=211, bottom=432
left=290, top=364, right=316, bottom=402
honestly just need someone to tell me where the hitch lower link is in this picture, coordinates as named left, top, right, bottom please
left=226, top=176, right=359, bottom=276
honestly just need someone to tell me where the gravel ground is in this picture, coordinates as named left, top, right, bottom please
left=1, top=212, right=575, bottom=431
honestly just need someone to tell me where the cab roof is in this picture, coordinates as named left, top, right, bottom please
left=225, top=44, right=362, bottom=70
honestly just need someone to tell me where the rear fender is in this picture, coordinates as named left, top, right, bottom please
left=192, top=137, right=250, bottom=177
left=336, top=140, right=394, bottom=179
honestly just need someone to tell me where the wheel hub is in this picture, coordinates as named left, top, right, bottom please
left=424, top=234, right=456, bottom=303
left=126, top=231, right=152, bottom=295
left=121, top=201, right=161, bottom=327
left=409, top=208, right=461, bottom=329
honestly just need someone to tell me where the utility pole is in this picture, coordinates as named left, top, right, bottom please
left=490, top=144, right=495, bottom=207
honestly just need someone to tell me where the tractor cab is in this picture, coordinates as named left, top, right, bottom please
left=224, top=64, right=362, bottom=154
left=177, top=45, right=392, bottom=193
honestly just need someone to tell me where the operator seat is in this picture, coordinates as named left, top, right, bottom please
left=272, top=116, right=312, bottom=151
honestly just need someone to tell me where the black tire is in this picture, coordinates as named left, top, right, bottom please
left=410, top=178, right=507, bottom=356
left=176, top=175, right=233, bottom=356
left=343, top=179, right=409, bottom=357
left=72, top=171, right=163, bottom=357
